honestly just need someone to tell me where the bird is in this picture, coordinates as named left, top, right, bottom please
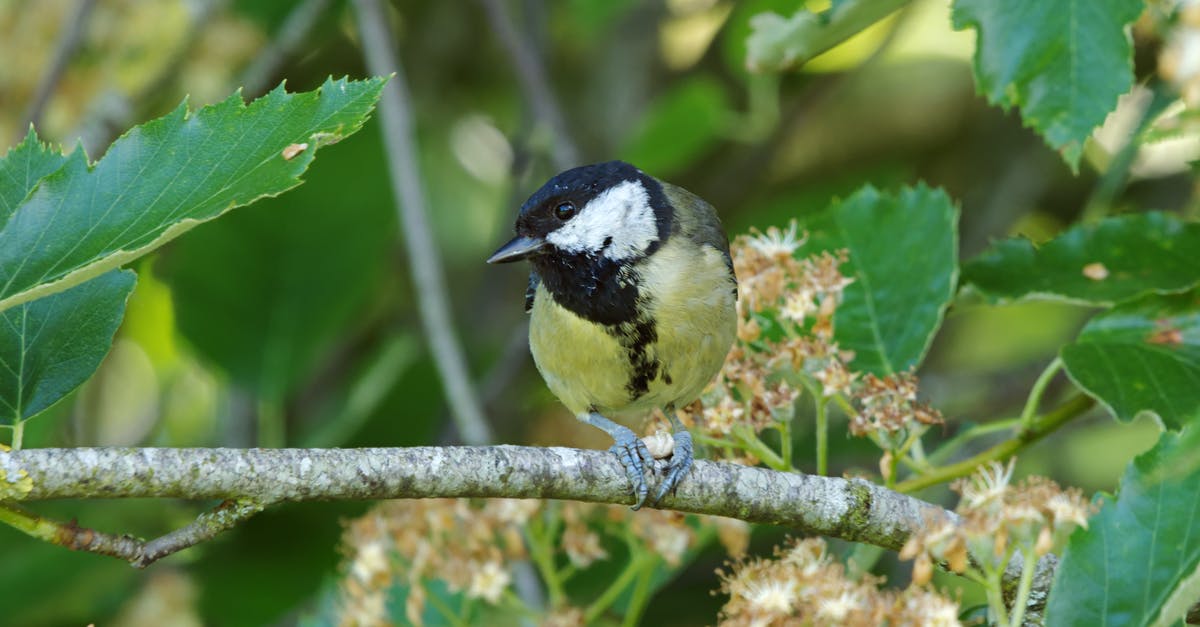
left=487, top=161, right=737, bottom=509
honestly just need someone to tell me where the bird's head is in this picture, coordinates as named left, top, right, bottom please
left=487, top=161, right=672, bottom=266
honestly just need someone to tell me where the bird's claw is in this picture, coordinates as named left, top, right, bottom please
left=652, top=430, right=693, bottom=505
left=609, top=430, right=654, bottom=510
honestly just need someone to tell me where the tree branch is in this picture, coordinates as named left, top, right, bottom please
left=3, top=446, right=944, bottom=549
left=351, top=0, right=493, bottom=446
left=1, top=444, right=1119, bottom=618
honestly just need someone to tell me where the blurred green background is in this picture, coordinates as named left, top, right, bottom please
left=0, top=0, right=1187, bottom=624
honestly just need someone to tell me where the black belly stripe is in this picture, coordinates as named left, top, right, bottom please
left=617, top=317, right=660, bottom=400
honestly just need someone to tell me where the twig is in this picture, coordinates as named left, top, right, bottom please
left=0, top=498, right=264, bottom=568
left=351, top=0, right=493, bottom=445
left=476, top=0, right=579, bottom=170
left=894, top=394, right=1096, bottom=494
left=238, top=0, right=334, bottom=97
left=13, top=0, right=98, bottom=144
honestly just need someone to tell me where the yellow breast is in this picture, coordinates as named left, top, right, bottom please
left=528, top=239, right=737, bottom=419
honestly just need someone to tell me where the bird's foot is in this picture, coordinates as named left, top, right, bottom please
left=609, top=429, right=654, bottom=510
left=652, top=429, right=693, bottom=505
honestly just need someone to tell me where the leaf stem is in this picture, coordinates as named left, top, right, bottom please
left=895, top=394, right=1094, bottom=493
left=525, top=512, right=565, bottom=607
left=694, top=433, right=739, bottom=450
left=1008, top=548, right=1039, bottom=627
left=425, top=585, right=467, bottom=627
left=985, top=562, right=1011, bottom=626
left=11, top=421, right=24, bottom=451
left=814, top=395, right=828, bottom=476
left=926, top=417, right=1022, bottom=466
left=585, top=538, right=649, bottom=623
left=751, top=0, right=912, bottom=70
left=1019, top=357, right=1062, bottom=431
left=779, top=417, right=794, bottom=471
left=622, top=555, right=657, bottom=627
left=733, top=427, right=788, bottom=471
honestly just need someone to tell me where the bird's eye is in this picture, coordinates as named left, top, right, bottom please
left=554, top=201, right=576, bottom=221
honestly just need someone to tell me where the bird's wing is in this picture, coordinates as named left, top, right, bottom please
left=662, top=182, right=737, bottom=294
left=525, top=270, right=541, bottom=313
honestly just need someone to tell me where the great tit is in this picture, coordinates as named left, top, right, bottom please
left=488, top=161, right=738, bottom=509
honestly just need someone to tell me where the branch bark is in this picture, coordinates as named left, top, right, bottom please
left=0, top=444, right=1079, bottom=618
left=3, top=446, right=942, bottom=547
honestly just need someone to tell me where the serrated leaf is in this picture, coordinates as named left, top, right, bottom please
left=0, top=270, right=137, bottom=424
left=964, top=212, right=1200, bottom=306
left=165, top=126, right=393, bottom=403
left=0, top=127, right=67, bottom=228
left=0, top=129, right=134, bottom=427
left=1046, top=431, right=1200, bottom=626
left=799, top=184, right=959, bottom=375
left=952, top=0, right=1143, bottom=170
left=0, top=76, right=386, bottom=314
left=1061, top=289, right=1200, bottom=429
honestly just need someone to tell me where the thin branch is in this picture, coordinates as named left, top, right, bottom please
left=476, top=0, right=580, bottom=170
left=0, top=498, right=264, bottom=568
left=894, top=394, right=1096, bottom=494
left=14, top=0, right=98, bottom=144
left=351, top=0, right=493, bottom=445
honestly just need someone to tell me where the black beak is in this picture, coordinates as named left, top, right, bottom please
left=487, top=235, right=547, bottom=264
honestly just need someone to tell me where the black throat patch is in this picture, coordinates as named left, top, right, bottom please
left=534, top=255, right=662, bottom=402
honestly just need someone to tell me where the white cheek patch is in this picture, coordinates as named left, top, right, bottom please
left=546, top=179, right=659, bottom=260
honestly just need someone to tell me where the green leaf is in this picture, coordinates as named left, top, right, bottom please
left=0, top=76, right=385, bottom=314
left=619, top=77, right=729, bottom=176
left=800, top=184, right=959, bottom=375
left=1061, top=289, right=1200, bottom=429
left=0, top=127, right=68, bottom=228
left=745, top=0, right=907, bottom=72
left=1046, top=431, right=1200, bottom=626
left=951, top=0, right=1143, bottom=169
left=964, top=213, right=1200, bottom=306
left=0, top=270, right=137, bottom=424
left=164, top=125, right=393, bottom=403
left=0, top=129, right=135, bottom=427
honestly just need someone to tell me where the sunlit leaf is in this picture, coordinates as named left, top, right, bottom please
left=952, top=0, right=1143, bottom=169
left=0, top=76, right=385, bottom=313
left=745, top=0, right=907, bottom=72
